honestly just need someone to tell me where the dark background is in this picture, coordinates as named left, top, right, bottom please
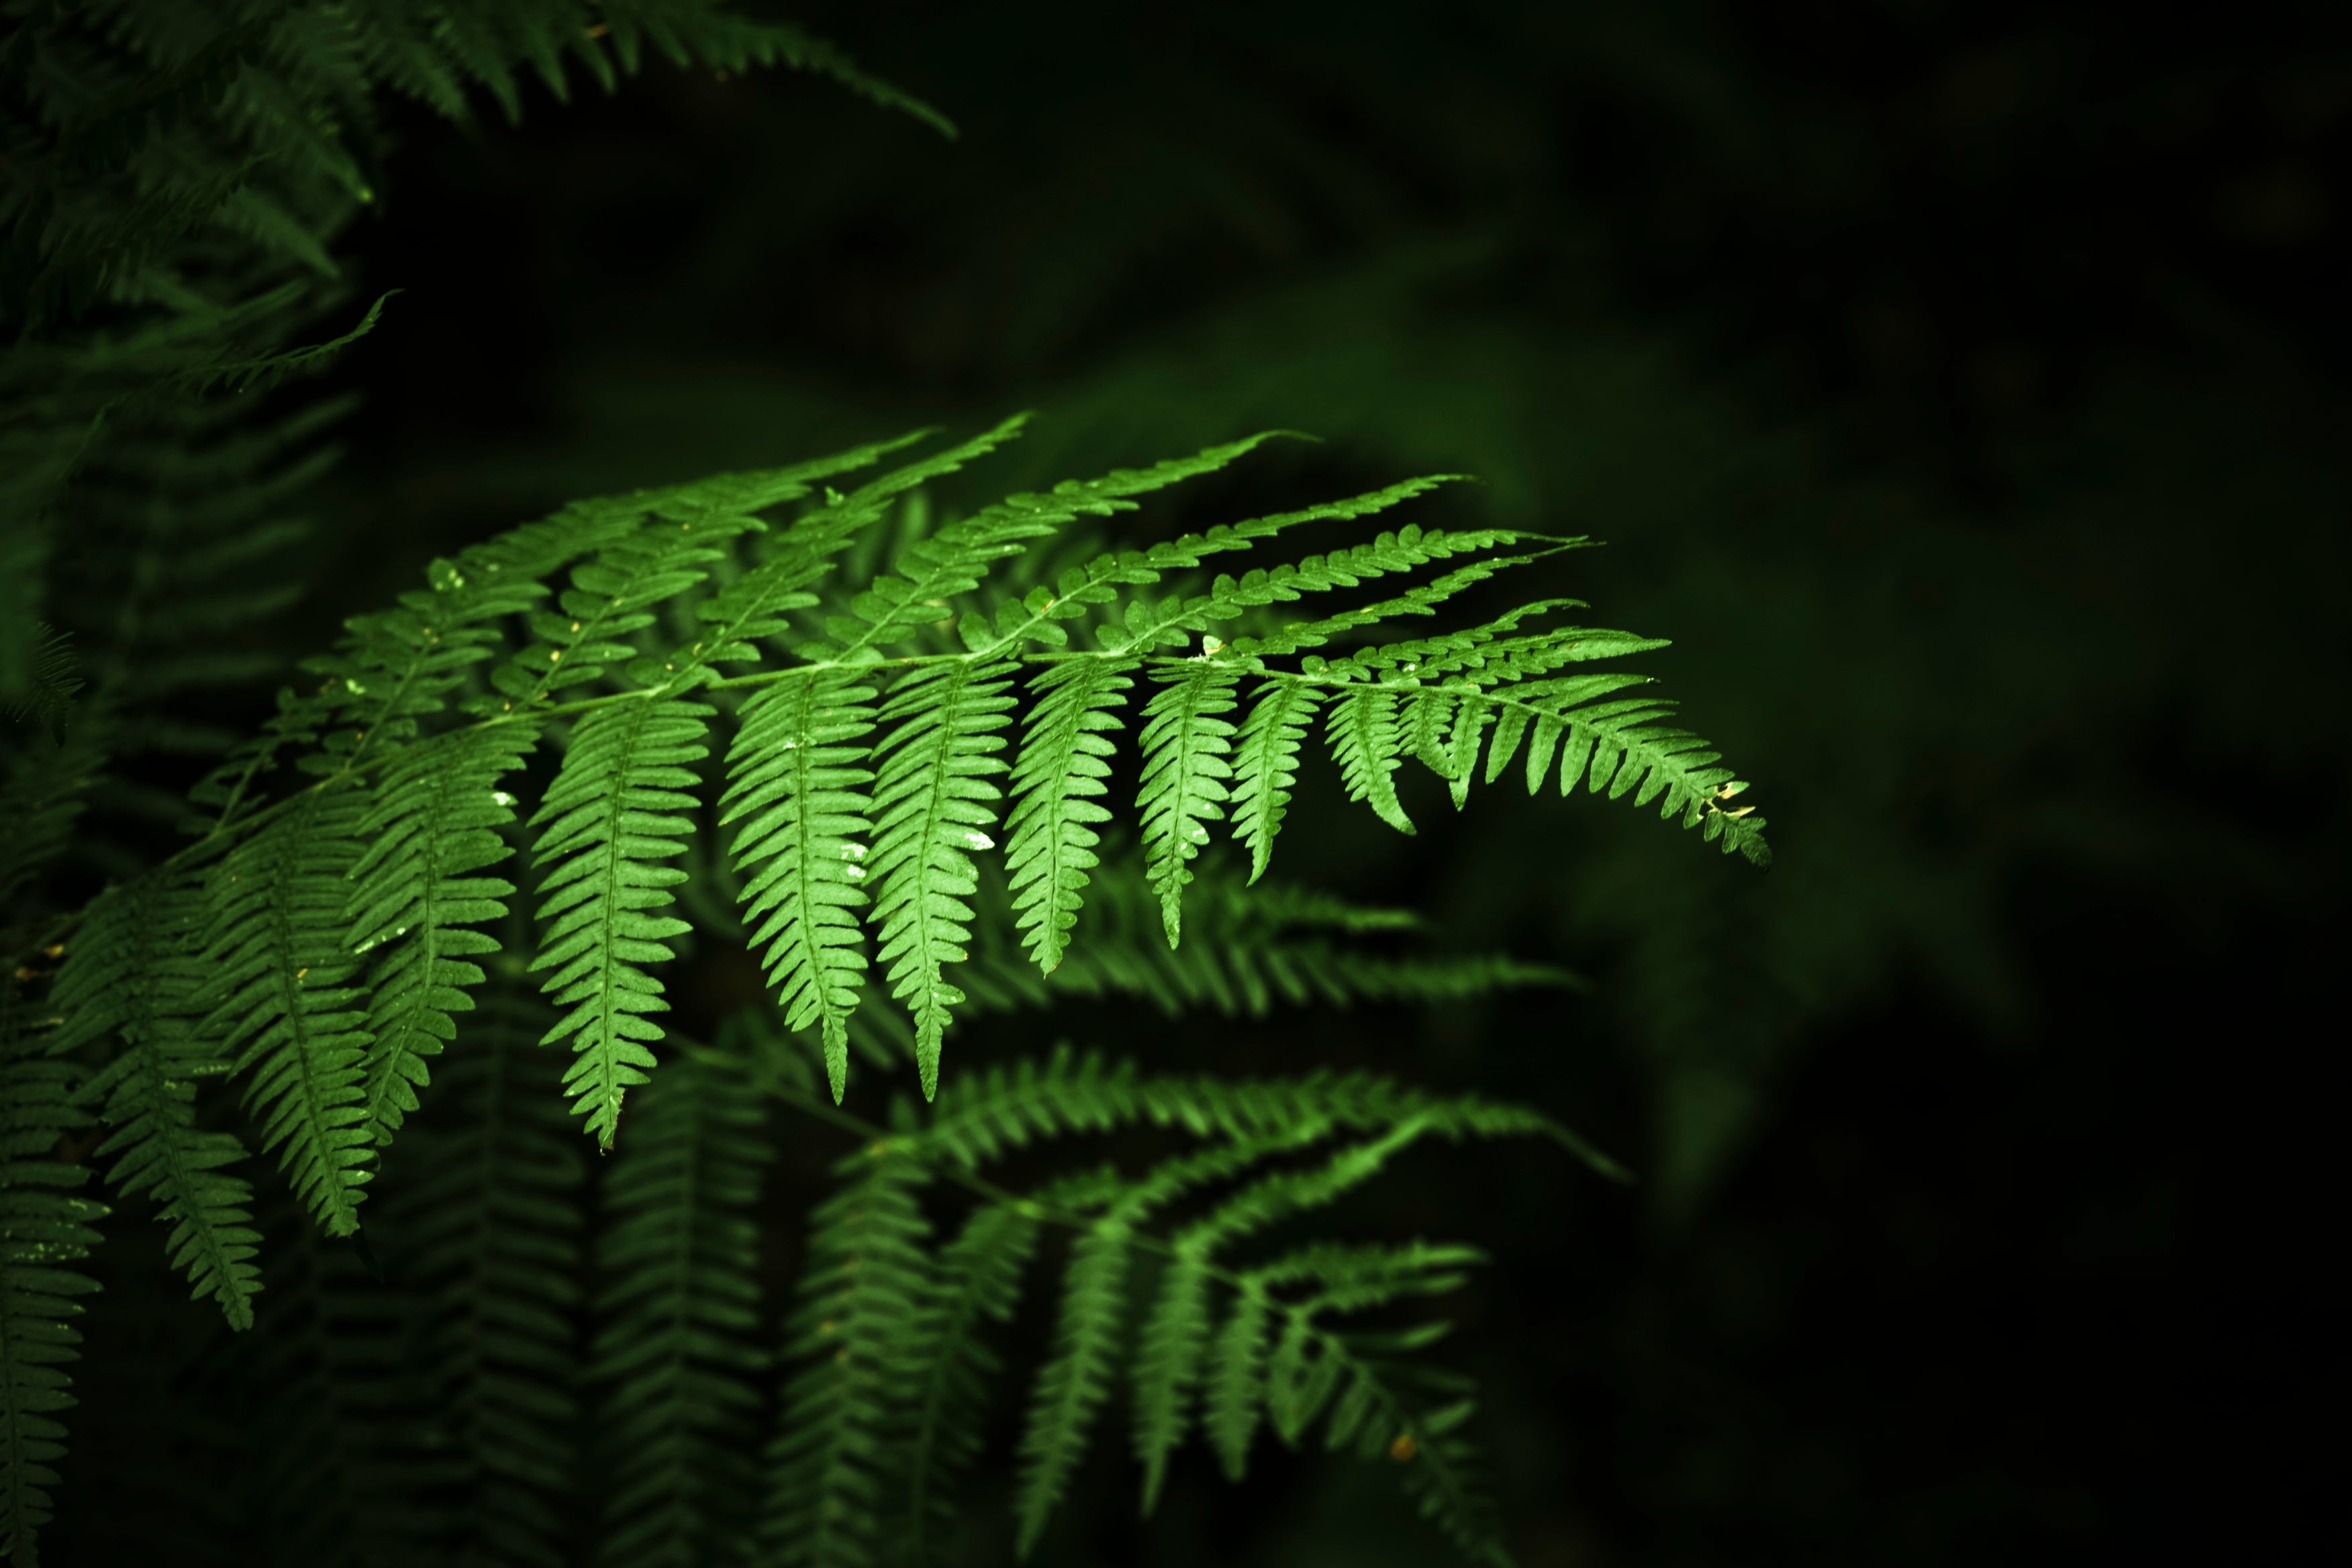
left=252, top=1, right=2347, bottom=1561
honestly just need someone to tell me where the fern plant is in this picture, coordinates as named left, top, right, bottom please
left=7, top=415, right=1767, bottom=1565
left=1, top=4, right=1775, bottom=1562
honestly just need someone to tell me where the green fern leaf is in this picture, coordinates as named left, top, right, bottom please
left=1477, top=677, right=1769, bottom=865
left=530, top=697, right=712, bottom=1148
left=1132, top=1251, right=1212, bottom=1514
left=0, top=1014, right=105, bottom=1568
left=922, top=1047, right=1149, bottom=1168
left=901, top=1201, right=1042, bottom=1562
left=1115, top=518, right=1531, bottom=658
left=867, top=660, right=1018, bottom=1099
left=199, top=782, right=376, bottom=1236
left=1264, top=1313, right=1346, bottom=1447
left=1230, top=679, right=1325, bottom=884
left=724, top=671, right=879, bottom=1101
left=693, top=422, right=1021, bottom=670
left=1203, top=1285, right=1271, bottom=1482
left=304, top=532, right=570, bottom=765
left=591, top=1040, right=773, bottom=1568
left=483, top=510, right=755, bottom=715
left=1091, top=481, right=1486, bottom=654
left=1135, top=665, right=1242, bottom=946
left=764, top=1136, right=933, bottom=1568
left=51, top=877, right=260, bottom=1329
left=393, top=985, right=587, bottom=1567
left=1003, top=657, right=1138, bottom=975
left=344, top=724, right=540, bottom=1142
left=1012, top=1218, right=1133, bottom=1557
left=1324, top=687, right=1415, bottom=836
left=811, top=432, right=1293, bottom=663
left=231, top=1198, right=422, bottom=1565
left=941, top=850, right=1580, bottom=1026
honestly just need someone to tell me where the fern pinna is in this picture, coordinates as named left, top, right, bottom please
left=21, top=420, right=1767, bottom=1563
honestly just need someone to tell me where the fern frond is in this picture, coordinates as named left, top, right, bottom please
left=1050, top=476, right=1472, bottom=653
left=199, top=783, right=377, bottom=1236
left=723, top=671, right=879, bottom=1101
left=1108, top=516, right=1535, bottom=657
left=1230, top=677, right=1324, bottom=884
left=805, top=432, right=1295, bottom=663
left=675, top=426, right=966, bottom=673
left=1003, top=656, right=1137, bottom=974
left=921, top=1048, right=1151, bottom=1168
left=1476, top=678, right=1769, bottom=864
left=530, top=698, right=712, bottom=1148
left=231, top=1202, right=423, bottom=1568
left=487, top=511, right=758, bottom=713
left=900, top=1200, right=1041, bottom=1563
left=921, top=1046, right=1621, bottom=1180
left=600, top=1, right=956, bottom=135
left=1323, top=685, right=1416, bottom=836
left=0, top=679, right=103, bottom=918
left=0, top=625, right=81, bottom=744
left=336, top=0, right=952, bottom=137
left=938, top=850, right=1581, bottom=1026
left=591, top=1038, right=772, bottom=1568
left=1135, top=665, right=1241, bottom=946
left=1012, top=1216, right=1132, bottom=1557
left=303, top=527, right=572, bottom=769
left=1200, top=1281, right=1273, bottom=1488
left=50, top=875, right=261, bottom=1329
left=1230, top=547, right=1547, bottom=663
left=1132, top=1251, right=1212, bottom=1512
left=867, top=660, right=1018, bottom=1099
left=344, top=724, right=540, bottom=1142
left=763, top=1136, right=933, bottom=1568
left=0, top=1010, right=105, bottom=1568
left=391, top=985, right=587, bottom=1568
left=1034, top=1126, right=1516, bottom=1563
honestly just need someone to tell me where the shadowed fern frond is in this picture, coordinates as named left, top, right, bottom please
left=739, top=1044, right=1569, bottom=1567
left=385, top=982, right=587, bottom=1567
left=592, top=1026, right=774, bottom=1568
left=0, top=999, right=105, bottom=1568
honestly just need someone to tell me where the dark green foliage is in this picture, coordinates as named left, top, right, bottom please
left=200, top=781, right=377, bottom=1235
left=763, top=1131, right=932, bottom=1568
left=0, top=1003, right=103, bottom=1568
left=387, top=986, right=585, bottom=1567
left=347, top=726, right=542, bottom=1143
left=592, top=1034, right=771, bottom=1567
left=0, top=4, right=1781, bottom=1565
left=52, top=874, right=260, bottom=1329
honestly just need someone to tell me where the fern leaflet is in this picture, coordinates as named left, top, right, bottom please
left=391, top=985, right=587, bottom=1567
left=591, top=1038, right=773, bottom=1567
left=899, top=1200, right=1040, bottom=1562
left=1135, top=664, right=1242, bottom=946
left=1003, top=656, right=1137, bottom=974
left=530, top=699, right=711, bottom=1148
left=867, top=660, right=1018, bottom=1100
left=763, top=1135, right=932, bottom=1568
left=1230, top=677, right=1325, bottom=883
left=199, top=782, right=376, bottom=1236
left=344, top=724, right=540, bottom=1142
left=52, top=875, right=261, bottom=1328
left=723, top=671, right=879, bottom=1102
left=0, top=1004, right=105, bottom=1568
